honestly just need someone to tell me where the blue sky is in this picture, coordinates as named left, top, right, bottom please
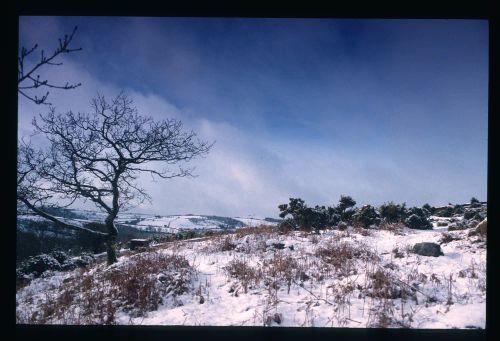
left=18, top=17, right=488, bottom=217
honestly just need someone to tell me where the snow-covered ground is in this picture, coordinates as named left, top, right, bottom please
left=16, top=218, right=486, bottom=328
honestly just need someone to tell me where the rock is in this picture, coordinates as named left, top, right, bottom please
left=476, top=218, right=487, bottom=236
left=412, top=242, right=444, bottom=257
left=273, top=313, right=282, bottom=324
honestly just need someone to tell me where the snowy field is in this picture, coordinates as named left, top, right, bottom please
left=18, top=212, right=276, bottom=234
left=16, top=216, right=486, bottom=328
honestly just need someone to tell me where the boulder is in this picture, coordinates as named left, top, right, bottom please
left=476, top=218, right=487, bottom=236
left=412, top=242, right=444, bottom=257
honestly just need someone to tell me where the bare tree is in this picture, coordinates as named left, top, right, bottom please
left=18, top=93, right=213, bottom=264
left=17, top=26, right=107, bottom=250
left=18, top=26, right=82, bottom=105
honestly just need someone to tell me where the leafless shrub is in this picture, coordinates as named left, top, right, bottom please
left=379, top=221, right=405, bottom=233
left=201, top=233, right=236, bottom=253
left=439, top=232, right=462, bottom=244
left=353, top=226, right=371, bottom=236
left=458, top=259, right=479, bottom=279
left=446, top=274, right=454, bottom=305
left=220, top=236, right=237, bottom=252
left=16, top=252, right=194, bottom=324
left=316, top=241, right=379, bottom=278
left=392, top=247, right=405, bottom=258
left=263, top=253, right=303, bottom=294
left=224, top=258, right=261, bottom=294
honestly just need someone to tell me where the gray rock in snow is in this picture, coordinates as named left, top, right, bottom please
left=412, top=242, right=444, bottom=257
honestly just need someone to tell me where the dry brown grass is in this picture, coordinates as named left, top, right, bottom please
left=235, top=225, right=275, bottom=238
left=378, top=221, right=406, bottom=233
left=224, top=258, right=262, bottom=294
left=316, top=241, right=379, bottom=278
left=16, top=252, right=194, bottom=324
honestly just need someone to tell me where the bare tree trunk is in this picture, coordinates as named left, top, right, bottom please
left=105, top=215, right=119, bottom=265
left=105, top=234, right=117, bottom=265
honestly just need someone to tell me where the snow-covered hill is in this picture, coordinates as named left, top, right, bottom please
left=18, top=209, right=280, bottom=234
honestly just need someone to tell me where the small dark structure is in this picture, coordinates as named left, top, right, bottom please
left=129, top=239, right=151, bottom=250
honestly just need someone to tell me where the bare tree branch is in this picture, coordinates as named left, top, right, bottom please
left=18, top=26, right=82, bottom=105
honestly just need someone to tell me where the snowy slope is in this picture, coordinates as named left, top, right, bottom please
left=16, top=223, right=486, bottom=328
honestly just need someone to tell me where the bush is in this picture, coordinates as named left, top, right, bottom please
left=278, top=198, right=338, bottom=230
left=453, top=205, right=465, bottom=215
left=316, top=241, right=378, bottom=277
left=464, top=210, right=476, bottom=220
left=338, top=195, right=356, bottom=212
left=379, top=202, right=407, bottom=223
left=407, top=206, right=431, bottom=218
left=353, top=205, right=380, bottom=228
left=422, top=203, right=435, bottom=215
left=405, top=214, right=432, bottom=230
left=224, top=259, right=261, bottom=293
left=17, top=252, right=194, bottom=324
left=436, top=206, right=454, bottom=217
left=18, top=254, right=62, bottom=278
left=337, top=195, right=356, bottom=222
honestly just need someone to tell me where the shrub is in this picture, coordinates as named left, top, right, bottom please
left=453, top=205, right=465, bottom=215
left=405, top=214, right=432, bottom=230
left=337, top=195, right=356, bottom=222
left=353, top=205, right=380, bottom=228
left=464, top=210, right=476, bottom=220
left=470, top=197, right=480, bottom=204
left=379, top=202, right=407, bottom=223
left=278, top=198, right=338, bottom=230
left=16, top=252, right=194, bottom=324
left=224, top=259, right=261, bottom=293
left=407, top=206, right=431, bottom=218
left=316, top=241, right=378, bottom=277
left=422, top=203, right=435, bottom=215
left=263, top=253, right=301, bottom=293
left=436, top=206, right=454, bottom=217
left=337, top=221, right=348, bottom=230
left=338, top=195, right=356, bottom=213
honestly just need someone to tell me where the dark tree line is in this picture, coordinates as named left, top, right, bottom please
left=277, top=196, right=439, bottom=231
